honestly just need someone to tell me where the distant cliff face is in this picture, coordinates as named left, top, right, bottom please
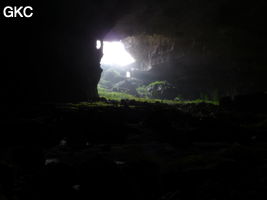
left=105, top=0, right=267, bottom=97
left=123, top=35, right=176, bottom=71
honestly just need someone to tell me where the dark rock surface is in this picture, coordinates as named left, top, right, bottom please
left=220, top=92, right=267, bottom=112
left=0, top=0, right=131, bottom=102
left=107, top=0, right=267, bottom=98
left=0, top=100, right=267, bottom=200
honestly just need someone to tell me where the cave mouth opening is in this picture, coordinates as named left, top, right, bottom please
left=96, top=37, right=181, bottom=102
left=97, top=39, right=138, bottom=99
left=98, top=40, right=135, bottom=68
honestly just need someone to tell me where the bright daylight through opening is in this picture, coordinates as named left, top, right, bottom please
left=96, top=40, right=135, bottom=67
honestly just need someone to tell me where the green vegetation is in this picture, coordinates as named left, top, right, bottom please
left=101, top=68, right=124, bottom=84
left=136, top=85, right=148, bottom=98
left=57, top=101, right=115, bottom=110
left=146, top=80, right=170, bottom=87
left=136, top=81, right=176, bottom=99
left=98, top=79, right=113, bottom=89
left=98, top=69, right=219, bottom=105
left=98, top=87, right=137, bottom=101
left=200, top=90, right=219, bottom=103
left=98, top=86, right=219, bottom=105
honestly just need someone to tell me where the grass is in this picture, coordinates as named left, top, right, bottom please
left=98, top=87, right=219, bottom=105
left=57, top=101, right=114, bottom=110
left=56, top=87, right=218, bottom=111
left=98, top=87, right=138, bottom=100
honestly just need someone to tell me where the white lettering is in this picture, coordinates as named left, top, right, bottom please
left=3, top=6, right=33, bottom=18
left=23, top=6, right=33, bottom=18
left=14, top=6, right=23, bottom=17
left=3, top=6, right=13, bottom=18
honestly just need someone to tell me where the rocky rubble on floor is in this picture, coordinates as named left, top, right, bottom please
left=0, top=100, right=267, bottom=200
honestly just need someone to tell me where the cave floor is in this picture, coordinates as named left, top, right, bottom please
left=1, top=101, right=267, bottom=200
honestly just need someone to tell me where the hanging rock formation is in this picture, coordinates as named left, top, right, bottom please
left=106, top=0, right=267, bottom=98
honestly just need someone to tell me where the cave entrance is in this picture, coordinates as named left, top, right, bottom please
left=98, top=40, right=135, bottom=67
left=97, top=40, right=137, bottom=98
left=96, top=36, right=180, bottom=101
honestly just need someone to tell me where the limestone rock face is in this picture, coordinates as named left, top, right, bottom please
left=123, top=35, right=176, bottom=71
left=105, top=0, right=267, bottom=98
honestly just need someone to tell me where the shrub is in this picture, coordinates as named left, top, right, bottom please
left=146, top=81, right=177, bottom=99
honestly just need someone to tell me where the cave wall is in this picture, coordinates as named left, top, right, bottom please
left=0, top=0, right=131, bottom=103
left=123, top=35, right=175, bottom=71
left=107, top=0, right=267, bottom=98
left=1, top=0, right=267, bottom=102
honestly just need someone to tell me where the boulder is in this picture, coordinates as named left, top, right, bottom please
left=112, top=79, right=144, bottom=96
left=146, top=81, right=177, bottom=99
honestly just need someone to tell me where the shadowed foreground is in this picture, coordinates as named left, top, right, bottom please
left=1, top=99, right=267, bottom=200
